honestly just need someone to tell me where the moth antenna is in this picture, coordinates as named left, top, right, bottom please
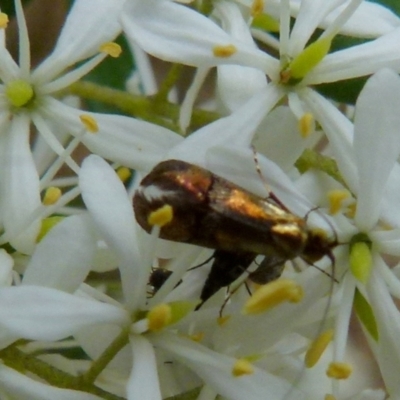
left=252, top=146, right=291, bottom=212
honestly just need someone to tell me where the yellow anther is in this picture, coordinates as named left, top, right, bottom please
left=213, top=44, right=237, bottom=58
left=79, top=114, right=98, bottom=133
left=116, top=167, right=131, bottom=183
left=298, top=113, right=314, bottom=138
left=305, top=329, right=334, bottom=368
left=350, top=242, right=372, bottom=284
left=100, top=42, right=122, bottom=58
left=148, top=205, right=173, bottom=227
left=242, top=279, right=303, bottom=315
left=345, top=202, right=356, bottom=219
left=6, top=80, right=34, bottom=107
left=325, top=395, right=336, bottom=400
left=147, top=303, right=172, bottom=332
left=328, top=189, right=350, bottom=215
left=189, top=332, right=204, bottom=342
left=326, top=362, right=352, bottom=379
left=42, top=187, right=62, bottom=205
left=0, top=13, right=9, bottom=28
left=217, top=315, right=231, bottom=326
left=232, top=359, right=254, bottom=377
left=251, top=0, right=264, bottom=17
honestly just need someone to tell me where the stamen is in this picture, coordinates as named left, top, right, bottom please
left=100, top=42, right=122, bottom=58
left=79, top=114, right=99, bottom=133
left=305, top=329, right=334, bottom=368
left=232, top=359, right=254, bottom=377
left=213, top=44, right=237, bottom=58
left=147, top=304, right=172, bottom=332
left=328, top=189, right=350, bottom=215
left=326, top=362, right=352, bottom=379
left=42, top=187, right=62, bottom=206
left=217, top=315, right=231, bottom=326
left=6, top=80, right=34, bottom=107
left=242, top=279, right=303, bottom=315
left=251, top=0, right=264, bottom=17
left=116, top=167, right=131, bottom=183
left=148, top=205, right=173, bottom=227
left=189, top=332, right=204, bottom=342
left=350, top=242, right=372, bottom=284
left=0, top=13, right=9, bottom=28
left=298, top=113, right=314, bottom=138
left=325, top=395, right=336, bottom=400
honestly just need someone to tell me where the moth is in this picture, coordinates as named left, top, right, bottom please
left=134, top=159, right=337, bottom=308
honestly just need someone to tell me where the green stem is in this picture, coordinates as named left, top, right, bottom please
left=81, top=326, right=130, bottom=385
left=66, top=81, right=220, bottom=134
left=154, top=64, right=184, bottom=103
left=0, top=346, right=124, bottom=400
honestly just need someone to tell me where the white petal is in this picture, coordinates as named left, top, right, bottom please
left=368, top=265, right=400, bottom=396
left=169, top=85, right=284, bottom=164
left=79, top=155, right=145, bottom=309
left=43, top=98, right=181, bottom=171
left=307, top=28, right=400, bottom=85
left=0, top=286, right=127, bottom=341
left=1, top=114, right=41, bottom=254
left=127, top=335, right=162, bottom=400
left=152, top=332, right=304, bottom=400
left=23, top=214, right=96, bottom=292
left=32, top=0, right=124, bottom=83
left=0, top=364, right=102, bottom=400
left=353, top=69, right=400, bottom=230
left=122, top=0, right=272, bottom=70
left=0, top=249, right=13, bottom=287
left=381, top=163, right=400, bottom=228
left=301, top=88, right=358, bottom=193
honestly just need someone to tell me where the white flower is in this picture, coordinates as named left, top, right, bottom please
left=296, top=68, right=400, bottom=398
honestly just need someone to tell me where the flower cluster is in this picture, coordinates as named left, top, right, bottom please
left=0, top=0, right=399, bottom=399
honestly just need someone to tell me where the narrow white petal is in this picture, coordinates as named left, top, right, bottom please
left=79, top=155, right=145, bottom=308
left=307, top=28, right=400, bottom=85
left=353, top=69, right=400, bottom=230
left=42, top=98, right=181, bottom=171
left=127, top=335, right=162, bottom=400
left=368, top=266, right=400, bottom=396
left=1, top=114, right=41, bottom=254
left=0, top=249, right=13, bottom=287
left=169, top=84, right=284, bottom=164
left=0, top=364, right=102, bottom=400
left=32, top=0, right=124, bottom=84
left=0, top=286, right=127, bottom=341
left=23, top=214, right=96, bottom=292
left=152, top=332, right=304, bottom=400
left=122, top=0, right=271, bottom=70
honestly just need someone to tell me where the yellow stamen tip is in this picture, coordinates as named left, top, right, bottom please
left=298, top=112, right=314, bottom=138
left=148, top=205, right=173, bottom=227
left=217, top=315, right=231, bottom=326
left=305, top=329, right=334, bottom=368
left=328, top=189, right=350, bottom=215
left=326, top=362, right=352, bottom=379
left=100, top=42, right=122, bottom=58
left=251, top=0, right=264, bottom=16
left=213, top=44, right=237, bottom=58
left=116, top=167, right=131, bottom=183
left=189, top=332, right=205, bottom=342
left=232, top=359, right=254, bottom=377
left=79, top=114, right=99, bottom=133
left=325, top=395, right=337, bottom=400
left=6, top=80, right=34, bottom=107
left=42, top=187, right=62, bottom=205
left=147, top=303, right=172, bottom=332
left=350, top=242, right=372, bottom=284
left=0, top=13, right=9, bottom=28
left=242, top=279, right=303, bottom=315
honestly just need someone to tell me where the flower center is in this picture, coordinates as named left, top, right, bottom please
left=5, top=79, right=35, bottom=107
